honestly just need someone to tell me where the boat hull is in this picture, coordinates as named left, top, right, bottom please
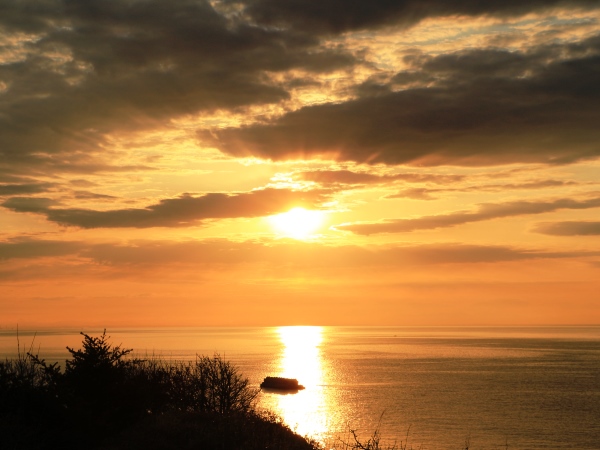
left=260, top=376, right=305, bottom=391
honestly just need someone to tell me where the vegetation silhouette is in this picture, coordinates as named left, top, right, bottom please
left=0, top=330, right=316, bottom=449
left=1, top=330, right=419, bottom=450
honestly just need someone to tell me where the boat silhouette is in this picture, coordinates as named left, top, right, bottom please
left=260, top=376, right=305, bottom=391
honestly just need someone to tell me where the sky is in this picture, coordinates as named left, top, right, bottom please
left=1, top=0, right=600, bottom=327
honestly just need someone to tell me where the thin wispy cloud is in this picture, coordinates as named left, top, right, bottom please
left=534, top=221, right=600, bottom=235
left=2, top=237, right=592, bottom=267
left=338, top=196, right=600, bottom=234
left=294, top=170, right=465, bottom=186
left=387, top=180, right=580, bottom=200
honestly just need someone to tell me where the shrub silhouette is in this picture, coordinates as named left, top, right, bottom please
left=0, top=338, right=63, bottom=449
left=64, top=330, right=134, bottom=383
left=57, top=331, right=149, bottom=440
left=1, top=330, right=267, bottom=449
left=161, top=354, right=259, bottom=414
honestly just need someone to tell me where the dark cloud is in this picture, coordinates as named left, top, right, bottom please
left=2, top=197, right=59, bottom=213
left=72, top=191, right=117, bottom=200
left=232, top=0, right=594, bottom=34
left=205, top=35, right=600, bottom=166
left=534, top=221, right=600, bottom=235
left=338, top=196, right=600, bottom=234
left=0, top=0, right=354, bottom=176
left=1, top=188, right=326, bottom=228
left=2, top=0, right=599, bottom=185
left=0, top=237, right=82, bottom=261
left=0, top=172, right=40, bottom=184
left=0, top=183, right=54, bottom=196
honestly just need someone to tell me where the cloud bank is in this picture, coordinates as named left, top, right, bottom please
left=0, top=0, right=353, bottom=176
left=233, top=0, right=595, bottom=34
left=1, top=0, right=598, bottom=180
left=206, top=34, right=600, bottom=165
left=1, top=188, right=325, bottom=228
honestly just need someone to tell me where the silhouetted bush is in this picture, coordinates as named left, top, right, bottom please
left=0, top=330, right=307, bottom=450
left=0, top=341, right=63, bottom=449
left=155, top=354, right=259, bottom=414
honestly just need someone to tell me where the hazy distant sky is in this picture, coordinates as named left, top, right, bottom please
left=1, top=0, right=599, bottom=326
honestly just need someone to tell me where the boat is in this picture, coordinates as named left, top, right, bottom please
left=260, top=376, right=305, bottom=391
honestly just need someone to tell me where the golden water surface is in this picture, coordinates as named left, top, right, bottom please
left=259, top=326, right=333, bottom=443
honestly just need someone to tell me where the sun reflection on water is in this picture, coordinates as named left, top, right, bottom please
left=261, top=326, right=330, bottom=443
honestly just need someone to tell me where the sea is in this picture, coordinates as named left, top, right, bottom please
left=1, top=326, right=599, bottom=450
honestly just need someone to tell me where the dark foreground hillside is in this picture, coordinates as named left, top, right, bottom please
left=100, top=410, right=318, bottom=450
left=0, top=331, right=319, bottom=450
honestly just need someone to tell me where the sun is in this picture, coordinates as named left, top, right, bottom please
left=269, top=207, right=325, bottom=239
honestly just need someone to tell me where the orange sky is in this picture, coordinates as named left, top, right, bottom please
left=1, top=1, right=599, bottom=326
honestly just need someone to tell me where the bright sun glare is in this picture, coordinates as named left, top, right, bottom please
left=269, top=207, right=325, bottom=239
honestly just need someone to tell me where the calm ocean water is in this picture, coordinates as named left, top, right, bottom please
left=1, top=326, right=599, bottom=449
